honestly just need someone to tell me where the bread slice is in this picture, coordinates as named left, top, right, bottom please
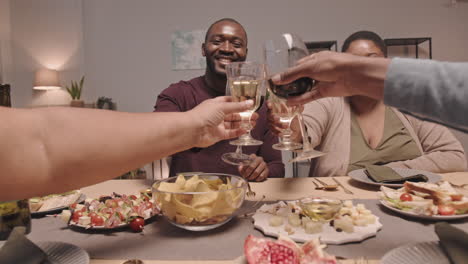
left=39, top=192, right=81, bottom=211
left=404, top=181, right=464, bottom=206
left=404, top=182, right=442, bottom=204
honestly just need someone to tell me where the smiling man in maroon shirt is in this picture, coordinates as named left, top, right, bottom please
left=154, top=18, right=284, bottom=181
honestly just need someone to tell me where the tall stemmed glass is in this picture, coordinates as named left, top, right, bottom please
left=268, top=90, right=303, bottom=151
left=264, top=33, right=325, bottom=162
left=222, top=61, right=265, bottom=165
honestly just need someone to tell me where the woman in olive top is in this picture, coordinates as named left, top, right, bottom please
left=268, top=31, right=466, bottom=177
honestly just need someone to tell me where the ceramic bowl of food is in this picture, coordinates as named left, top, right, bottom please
left=152, top=173, right=247, bottom=231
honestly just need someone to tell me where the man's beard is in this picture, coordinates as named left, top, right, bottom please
left=206, top=58, right=226, bottom=77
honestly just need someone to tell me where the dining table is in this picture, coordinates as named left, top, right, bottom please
left=26, top=172, right=468, bottom=264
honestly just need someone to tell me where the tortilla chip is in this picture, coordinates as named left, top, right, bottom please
left=184, top=175, right=204, bottom=192
left=175, top=174, right=186, bottom=189
left=175, top=213, right=192, bottom=224
left=203, top=178, right=224, bottom=190
left=158, top=182, right=181, bottom=193
left=161, top=198, right=176, bottom=219
left=173, top=194, right=199, bottom=218
left=191, top=184, right=218, bottom=208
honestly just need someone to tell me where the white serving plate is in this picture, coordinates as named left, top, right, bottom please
left=69, top=214, right=156, bottom=231
left=31, top=194, right=86, bottom=216
left=380, top=200, right=468, bottom=220
left=252, top=203, right=382, bottom=245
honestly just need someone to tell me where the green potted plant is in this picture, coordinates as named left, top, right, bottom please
left=66, top=76, right=84, bottom=107
left=96, top=96, right=116, bottom=110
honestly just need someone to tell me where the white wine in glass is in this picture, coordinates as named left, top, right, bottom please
left=268, top=90, right=303, bottom=151
left=229, top=78, right=262, bottom=128
left=222, top=61, right=265, bottom=166
left=264, top=33, right=325, bottom=162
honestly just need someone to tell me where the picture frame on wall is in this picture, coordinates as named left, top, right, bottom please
left=171, top=29, right=206, bottom=70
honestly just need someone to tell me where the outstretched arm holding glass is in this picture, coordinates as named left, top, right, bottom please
left=272, top=51, right=468, bottom=131
left=0, top=97, right=252, bottom=200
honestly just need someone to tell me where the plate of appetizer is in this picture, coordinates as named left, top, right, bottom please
left=379, top=181, right=468, bottom=220
left=63, top=192, right=159, bottom=232
left=349, top=168, right=442, bottom=188
left=29, top=190, right=85, bottom=216
left=252, top=199, right=382, bottom=244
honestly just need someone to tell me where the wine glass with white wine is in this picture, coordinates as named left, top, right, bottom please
left=267, top=90, right=303, bottom=151
left=221, top=61, right=265, bottom=165
left=264, top=33, right=325, bottom=162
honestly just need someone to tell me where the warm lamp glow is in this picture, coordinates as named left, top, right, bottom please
left=33, top=69, right=61, bottom=90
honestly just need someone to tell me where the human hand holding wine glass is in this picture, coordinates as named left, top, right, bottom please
left=264, top=33, right=325, bottom=162
left=221, top=61, right=265, bottom=165
left=270, top=51, right=388, bottom=105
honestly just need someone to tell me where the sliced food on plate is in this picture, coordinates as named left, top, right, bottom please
left=61, top=192, right=159, bottom=231
left=244, top=235, right=337, bottom=264
left=252, top=199, right=382, bottom=244
left=29, top=190, right=82, bottom=213
left=380, top=181, right=468, bottom=217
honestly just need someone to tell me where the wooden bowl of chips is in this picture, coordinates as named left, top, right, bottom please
left=152, top=173, right=247, bottom=231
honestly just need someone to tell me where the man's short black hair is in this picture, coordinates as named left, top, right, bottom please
left=341, top=30, right=387, bottom=57
left=204, top=18, right=247, bottom=44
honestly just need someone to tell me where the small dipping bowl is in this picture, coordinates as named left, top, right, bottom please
left=298, top=197, right=342, bottom=222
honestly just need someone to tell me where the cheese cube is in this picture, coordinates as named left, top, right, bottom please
left=343, top=200, right=353, bottom=208
left=304, top=221, right=323, bottom=234
left=78, top=216, right=91, bottom=226
left=269, top=215, right=284, bottom=227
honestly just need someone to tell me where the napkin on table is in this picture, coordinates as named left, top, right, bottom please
left=364, top=165, right=428, bottom=184
left=435, top=222, right=468, bottom=264
left=0, top=226, right=51, bottom=264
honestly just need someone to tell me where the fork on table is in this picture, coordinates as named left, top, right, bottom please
left=246, top=182, right=256, bottom=198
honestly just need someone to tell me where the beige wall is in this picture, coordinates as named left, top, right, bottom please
left=5, top=0, right=468, bottom=109
left=7, top=0, right=84, bottom=107
left=3, top=0, right=468, bottom=176
left=82, top=0, right=468, bottom=112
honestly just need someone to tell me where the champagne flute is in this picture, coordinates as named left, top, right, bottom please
left=264, top=33, right=325, bottom=162
left=221, top=61, right=265, bottom=165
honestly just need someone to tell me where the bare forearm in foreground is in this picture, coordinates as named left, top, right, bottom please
left=0, top=97, right=250, bottom=200
left=0, top=108, right=197, bottom=199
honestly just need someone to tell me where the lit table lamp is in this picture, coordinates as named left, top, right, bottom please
left=33, top=69, right=61, bottom=107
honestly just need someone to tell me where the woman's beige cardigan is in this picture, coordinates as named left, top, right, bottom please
left=304, top=97, right=467, bottom=177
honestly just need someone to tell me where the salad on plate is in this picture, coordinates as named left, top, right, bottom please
left=61, top=192, right=159, bottom=232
